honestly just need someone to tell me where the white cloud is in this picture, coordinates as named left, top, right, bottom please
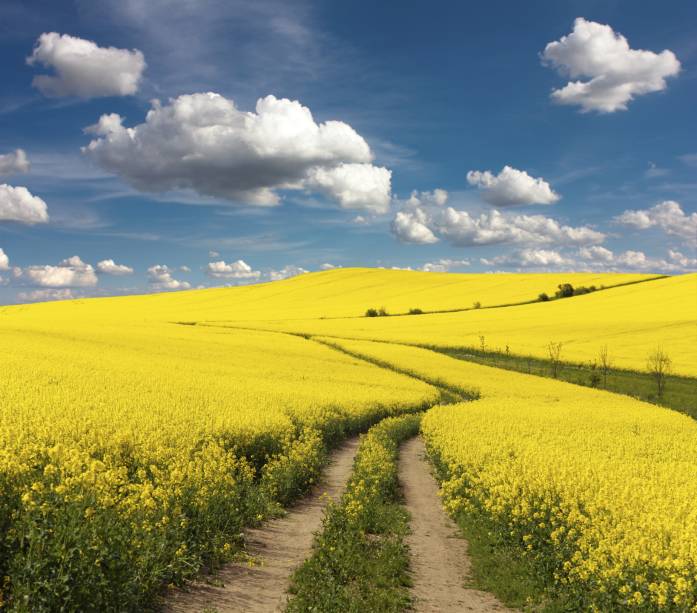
left=579, top=246, right=696, bottom=272
left=179, top=265, right=191, bottom=273
left=481, top=248, right=572, bottom=268
left=615, top=201, right=697, bottom=246
left=208, top=250, right=220, bottom=259
left=17, top=288, right=75, bottom=303
left=83, top=93, right=390, bottom=209
left=320, top=263, right=339, bottom=270
left=0, top=184, right=49, bottom=224
left=27, top=32, right=146, bottom=98
left=96, top=259, right=134, bottom=275
left=421, top=258, right=470, bottom=272
left=667, top=249, right=697, bottom=270
left=0, top=248, right=9, bottom=270
left=268, top=264, right=309, bottom=281
left=205, top=259, right=261, bottom=280
left=466, top=166, right=559, bottom=206
left=0, top=149, right=30, bottom=175
left=147, top=265, right=191, bottom=290
left=16, top=255, right=98, bottom=288
left=578, top=245, right=614, bottom=262
left=429, top=207, right=603, bottom=247
left=305, top=163, right=391, bottom=213
left=542, top=18, right=681, bottom=113
left=352, top=215, right=368, bottom=225
left=391, top=209, right=439, bottom=244
left=404, top=188, right=448, bottom=208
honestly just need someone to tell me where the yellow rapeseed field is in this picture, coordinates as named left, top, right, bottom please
left=0, top=267, right=656, bottom=323
left=0, top=268, right=694, bottom=609
left=0, top=320, right=436, bottom=610
left=242, top=272, right=697, bottom=376
left=322, top=338, right=697, bottom=610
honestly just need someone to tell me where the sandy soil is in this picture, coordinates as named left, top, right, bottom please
left=399, top=437, right=513, bottom=612
left=165, top=437, right=360, bottom=613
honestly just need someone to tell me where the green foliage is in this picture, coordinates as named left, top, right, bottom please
left=365, top=307, right=389, bottom=317
left=437, top=347, right=697, bottom=419
left=286, top=414, right=421, bottom=613
left=552, top=283, right=598, bottom=300
left=538, top=292, right=550, bottom=302
left=408, top=308, right=424, bottom=315
left=555, top=283, right=575, bottom=299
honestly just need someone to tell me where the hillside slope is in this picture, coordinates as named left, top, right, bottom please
left=220, top=273, right=697, bottom=376
left=0, top=268, right=658, bottom=322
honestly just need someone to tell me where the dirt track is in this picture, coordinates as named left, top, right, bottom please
left=165, top=437, right=359, bottom=613
left=399, top=437, right=512, bottom=612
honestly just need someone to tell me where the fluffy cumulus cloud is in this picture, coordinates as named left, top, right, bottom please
left=27, top=32, right=145, bottom=98
left=0, top=248, right=9, bottom=270
left=615, top=201, right=697, bottom=246
left=147, top=265, right=191, bottom=290
left=15, top=256, right=98, bottom=287
left=438, top=208, right=604, bottom=246
left=0, top=184, right=49, bottom=224
left=305, top=163, right=392, bottom=213
left=421, top=258, right=470, bottom=272
left=83, top=93, right=391, bottom=210
left=404, top=189, right=449, bottom=208
left=579, top=245, right=697, bottom=273
left=17, top=288, right=75, bottom=303
left=268, top=265, right=309, bottom=281
left=96, top=259, right=134, bottom=275
left=391, top=208, right=439, bottom=244
left=477, top=245, right=696, bottom=273
left=481, top=248, right=572, bottom=268
left=205, top=259, right=261, bottom=280
left=542, top=18, right=681, bottom=113
left=466, top=166, right=559, bottom=206
left=0, top=149, right=30, bottom=175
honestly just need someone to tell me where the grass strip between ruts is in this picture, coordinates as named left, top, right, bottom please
left=285, top=414, right=421, bottom=613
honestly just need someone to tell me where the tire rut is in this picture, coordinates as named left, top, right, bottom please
left=400, top=437, right=513, bottom=612
left=165, top=437, right=360, bottom=613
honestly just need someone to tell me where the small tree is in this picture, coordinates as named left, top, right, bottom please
left=538, top=292, right=550, bottom=302
left=555, top=283, right=574, bottom=299
left=473, top=301, right=482, bottom=309
left=408, top=307, right=424, bottom=315
left=548, top=341, right=563, bottom=378
left=479, top=334, right=486, bottom=353
left=365, top=308, right=378, bottom=317
left=378, top=306, right=388, bottom=317
left=598, top=344, right=612, bottom=387
left=588, top=360, right=601, bottom=387
left=647, top=347, right=672, bottom=398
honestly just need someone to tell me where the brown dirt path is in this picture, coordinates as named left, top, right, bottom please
left=400, top=437, right=513, bottom=612
left=165, top=437, right=360, bottom=613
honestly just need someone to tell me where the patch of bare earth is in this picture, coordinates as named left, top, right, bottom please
left=165, top=437, right=359, bottom=613
left=400, top=437, right=513, bottom=612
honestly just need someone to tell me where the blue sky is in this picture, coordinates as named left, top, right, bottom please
left=0, top=0, right=695, bottom=303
